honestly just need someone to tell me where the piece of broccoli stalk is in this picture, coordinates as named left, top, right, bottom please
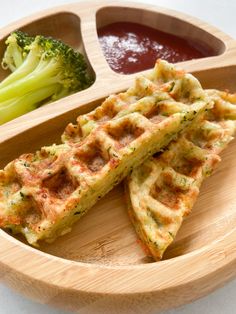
left=0, top=30, right=93, bottom=125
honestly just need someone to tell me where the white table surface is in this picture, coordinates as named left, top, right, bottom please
left=0, top=0, right=235, bottom=313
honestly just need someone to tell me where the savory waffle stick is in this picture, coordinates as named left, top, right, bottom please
left=0, top=61, right=209, bottom=245
left=62, top=60, right=208, bottom=143
left=126, top=90, right=236, bottom=260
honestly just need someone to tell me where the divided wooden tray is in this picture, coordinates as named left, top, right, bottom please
left=0, top=1, right=236, bottom=313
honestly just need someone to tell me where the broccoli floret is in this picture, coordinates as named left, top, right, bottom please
left=2, top=31, right=34, bottom=72
left=0, top=30, right=93, bottom=124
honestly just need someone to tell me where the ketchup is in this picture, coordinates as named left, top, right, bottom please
left=98, top=22, right=212, bottom=74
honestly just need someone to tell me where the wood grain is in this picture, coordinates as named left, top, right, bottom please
left=0, top=1, right=235, bottom=313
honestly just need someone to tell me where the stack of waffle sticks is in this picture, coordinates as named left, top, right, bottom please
left=0, top=60, right=235, bottom=260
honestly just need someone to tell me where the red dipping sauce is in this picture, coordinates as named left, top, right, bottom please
left=98, top=22, right=212, bottom=74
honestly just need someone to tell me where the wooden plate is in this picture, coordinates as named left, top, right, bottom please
left=0, top=1, right=235, bottom=313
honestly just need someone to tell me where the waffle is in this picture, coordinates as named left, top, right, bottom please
left=62, top=60, right=209, bottom=143
left=0, top=60, right=209, bottom=245
left=126, top=90, right=236, bottom=260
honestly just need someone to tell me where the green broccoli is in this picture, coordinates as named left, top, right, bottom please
left=2, top=30, right=34, bottom=72
left=0, top=30, right=93, bottom=125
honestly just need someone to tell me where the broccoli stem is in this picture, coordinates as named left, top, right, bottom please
left=12, top=47, right=24, bottom=69
left=2, top=44, right=23, bottom=72
left=0, top=59, right=60, bottom=101
left=0, top=47, right=41, bottom=88
left=0, top=84, right=61, bottom=125
left=9, top=44, right=23, bottom=70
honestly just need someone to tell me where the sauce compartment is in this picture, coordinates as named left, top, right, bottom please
left=96, top=6, right=225, bottom=74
